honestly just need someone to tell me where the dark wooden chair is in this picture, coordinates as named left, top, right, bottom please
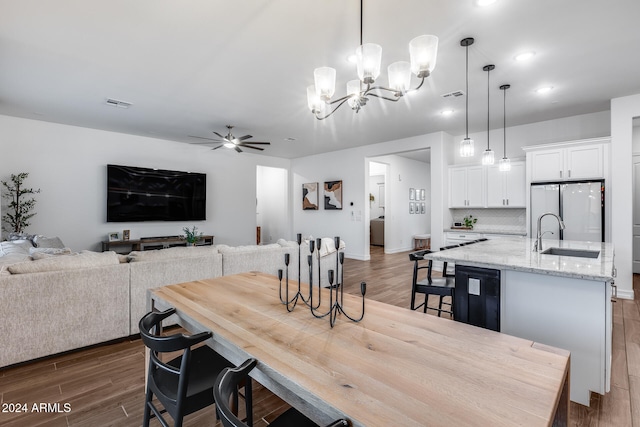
left=409, top=249, right=455, bottom=317
left=214, top=358, right=349, bottom=427
left=140, top=308, right=244, bottom=427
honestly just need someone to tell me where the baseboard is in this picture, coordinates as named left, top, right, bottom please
left=345, top=252, right=368, bottom=261
left=617, top=289, right=635, bottom=300
left=384, top=246, right=414, bottom=254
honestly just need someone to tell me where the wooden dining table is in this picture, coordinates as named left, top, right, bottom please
left=148, top=272, right=570, bottom=427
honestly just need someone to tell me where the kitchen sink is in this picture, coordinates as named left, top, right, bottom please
left=540, top=247, right=600, bottom=259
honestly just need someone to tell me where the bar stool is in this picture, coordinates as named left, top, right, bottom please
left=413, top=234, right=431, bottom=250
left=409, top=249, right=455, bottom=317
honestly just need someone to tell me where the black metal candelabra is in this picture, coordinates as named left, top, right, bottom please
left=278, top=234, right=366, bottom=328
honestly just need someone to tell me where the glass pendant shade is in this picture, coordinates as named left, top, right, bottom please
left=356, top=43, right=382, bottom=84
left=460, top=138, right=474, bottom=157
left=346, top=79, right=361, bottom=108
left=482, top=149, right=495, bottom=165
left=306, top=85, right=325, bottom=112
left=388, top=61, right=411, bottom=93
left=313, top=67, right=336, bottom=101
left=499, top=157, right=511, bottom=172
left=409, top=35, right=439, bottom=77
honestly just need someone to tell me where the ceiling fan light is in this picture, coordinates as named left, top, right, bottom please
left=409, top=35, right=438, bottom=77
left=307, top=85, right=325, bottom=112
left=482, top=149, right=495, bottom=165
left=499, top=157, right=511, bottom=172
left=356, top=43, right=382, bottom=84
left=460, top=138, right=474, bottom=157
left=313, top=67, right=336, bottom=101
left=223, top=142, right=236, bottom=149
left=388, top=61, right=411, bottom=93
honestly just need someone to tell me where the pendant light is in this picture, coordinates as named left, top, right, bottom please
left=459, top=38, right=474, bottom=157
left=499, top=84, right=512, bottom=171
left=481, top=64, right=495, bottom=165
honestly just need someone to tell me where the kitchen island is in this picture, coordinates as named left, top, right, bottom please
left=424, top=237, right=615, bottom=406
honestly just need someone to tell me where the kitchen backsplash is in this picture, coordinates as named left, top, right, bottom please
left=450, top=208, right=526, bottom=234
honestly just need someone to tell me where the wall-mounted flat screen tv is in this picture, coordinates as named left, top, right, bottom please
left=107, top=164, right=206, bottom=222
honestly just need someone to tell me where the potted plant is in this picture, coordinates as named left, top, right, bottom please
left=462, top=215, right=477, bottom=229
left=183, top=226, right=203, bottom=246
left=1, top=172, right=40, bottom=237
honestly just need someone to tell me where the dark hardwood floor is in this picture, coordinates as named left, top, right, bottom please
left=0, top=246, right=637, bottom=426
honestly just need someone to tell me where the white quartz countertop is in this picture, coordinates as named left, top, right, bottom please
left=445, top=228, right=527, bottom=236
left=424, top=237, right=615, bottom=281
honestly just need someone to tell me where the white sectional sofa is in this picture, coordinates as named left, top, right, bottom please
left=0, top=236, right=344, bottom=368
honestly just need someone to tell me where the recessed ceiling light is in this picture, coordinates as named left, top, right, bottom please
left=535, top=86, right=554, bottom=94
left=515, top=51, right=536, bottom=61
left=284, top=137, right=297, bottom=141
left=477, top=0, right=497, bottom=6
left=441, top=109, right=454, bottom=116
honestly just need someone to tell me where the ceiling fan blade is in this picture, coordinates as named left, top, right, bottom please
left=211, top=144, right=224, bottom=151
left=237, top=134, right=253, bottom=141
left=235, top=146, right=243, bottom=153
left=242, top=145, right=265, bottom=151
left=213, top=131, right=227, bottom=140
left=239, top=141, right=270, bottom=145
left=188, top=135, right=222, bottom=142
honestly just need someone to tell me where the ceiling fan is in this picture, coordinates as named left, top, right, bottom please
left=188, top=125, right=270, bottom=153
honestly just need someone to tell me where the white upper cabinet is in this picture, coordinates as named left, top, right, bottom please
left=486, top=161, right=526, bottom=207
left=526, top=139, right=608, bottom=182
left=449, top=166, right=484, bottom=208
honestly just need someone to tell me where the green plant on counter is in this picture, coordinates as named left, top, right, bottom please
left=463, top=215, right=477, bottom=229
left=183, top=226, right=203, bottom=245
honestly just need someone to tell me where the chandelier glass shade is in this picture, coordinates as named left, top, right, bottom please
left=499, top=84, right=512, bottom=172
left=306, top=1, right=438, bottom=120
left=459, top=37, right=475, bottom=157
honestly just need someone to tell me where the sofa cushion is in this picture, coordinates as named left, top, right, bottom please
left=32, top=235, right=65, bottom=249
left=0, top=253, right=32, bottom=275
left=127, top=246, right=218, bottom=262
left=216, top=244, right=281, bottom=253
left=7, top=251, right=119, bottom=274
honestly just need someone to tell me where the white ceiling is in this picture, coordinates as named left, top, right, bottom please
left=1, top=0, right=639, bottom=159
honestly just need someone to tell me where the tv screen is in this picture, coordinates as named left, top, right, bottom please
left=107, top=164, right=206, bottom=222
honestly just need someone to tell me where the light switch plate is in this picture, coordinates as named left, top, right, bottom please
left=469, top=278, right=481, bottom=295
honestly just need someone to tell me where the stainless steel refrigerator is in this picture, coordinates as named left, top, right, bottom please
left=530, top=180, right=605, bottom=242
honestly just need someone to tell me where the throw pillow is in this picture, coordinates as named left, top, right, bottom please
left=32, top=235, right=65, bottom=249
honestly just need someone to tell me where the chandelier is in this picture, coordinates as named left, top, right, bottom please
left=306, top=0, right=438, bottom=120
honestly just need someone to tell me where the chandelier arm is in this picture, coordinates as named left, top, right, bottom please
left=366, top=92, right=401, bottom=102
left=313, top=97, right=353, bottom=120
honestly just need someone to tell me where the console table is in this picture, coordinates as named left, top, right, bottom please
left=102, top=235, right=214, bottom=252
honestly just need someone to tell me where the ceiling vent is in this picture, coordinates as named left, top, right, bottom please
left=105, top=98, right=132, bottom=109
left=441, top=90, right=465, bottom=98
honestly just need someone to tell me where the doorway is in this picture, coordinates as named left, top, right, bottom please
left=256, top=165, right=288, bottom=245
left=633, top=119, right=640, bottom=273
left=369, top=161, right=387, bottom=250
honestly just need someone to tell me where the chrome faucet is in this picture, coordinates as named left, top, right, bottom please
left=534, top=212, right=565, bottom=252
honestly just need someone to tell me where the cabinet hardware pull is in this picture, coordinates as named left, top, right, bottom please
left=560, top=170, right=563, bottom=178
left=568, top=170, right=571, bottom=178
left=506, top=199, right=509, bottom=206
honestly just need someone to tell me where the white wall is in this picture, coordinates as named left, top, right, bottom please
left=611, top=93, right=640, bottom=298
left=449, top=111, right=611, bottom=166
left=291, top=132, right=445, bottom=261
left=368, top=174, right=385, bottom=219
left=256, top=165, right=288, bottom=244
left=0, top=115, right=290, bottom=251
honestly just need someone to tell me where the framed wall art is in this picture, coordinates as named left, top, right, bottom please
left=324, top=180, right=343, bottom=210
left=409, top=202, right=415, bottom=214
left=409, top=188, right=416, bottom=200
left=302, top=182, right=319, bottom=210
